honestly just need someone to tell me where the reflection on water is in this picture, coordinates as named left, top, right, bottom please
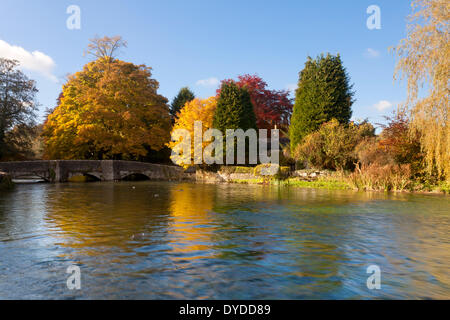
left=0, top=181, right=449, bottom=299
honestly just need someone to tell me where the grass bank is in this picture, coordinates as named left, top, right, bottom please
left=227, top=170, right=449, bottom=194
left=277, top=178, right=351, bottom=190
left=203, top=165, right=449, bottom=194
left=231, top=176, right=351, bottom=190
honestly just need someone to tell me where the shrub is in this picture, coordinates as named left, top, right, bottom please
left=347, top=163, right=412, bottom=191
left=354, top=137, right=394, bottom=167
left=294, top=119, right=375, bottom=171
left=377, top=112, right=425, bottom=179
left=438, top=181, right=450, bottom=194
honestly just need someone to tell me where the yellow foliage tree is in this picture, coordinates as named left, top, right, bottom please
left=393, top=0, right=449, bottom=179
left=167, top=97, right=217, bottom=168
left=43, top=58, right=171, bottom=160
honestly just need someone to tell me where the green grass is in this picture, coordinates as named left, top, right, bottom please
left=229, top=177, right=351, bottom=190
left=438, top=181, right=450, bottom=194
left=279, top=178, right=351, bottom=190
left=220, top=166, right=450, bottom=194
left=231, top=178, right=269, bottom=184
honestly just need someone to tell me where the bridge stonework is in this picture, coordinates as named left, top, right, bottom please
left=0, top=160, right=187, bottom=183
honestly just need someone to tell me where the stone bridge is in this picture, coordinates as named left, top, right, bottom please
left=0, top=160, right=187, bottom=183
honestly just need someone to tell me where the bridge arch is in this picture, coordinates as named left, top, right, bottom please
left=12, top=174, right=50, bottom=183
left=121, top=173, right=151, bottom=181
left=67, top=173, right=102, bottom=182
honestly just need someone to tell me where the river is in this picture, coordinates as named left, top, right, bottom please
left=0, top=181, right=449, bottom=299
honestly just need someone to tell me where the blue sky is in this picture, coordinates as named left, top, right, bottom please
left=0, top=0, right=412, bottom=127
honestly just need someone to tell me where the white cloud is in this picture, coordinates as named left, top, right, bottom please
left=0, top=39, right=58, bottom=82
left=365, top=48, right=380, bottom=58
left=373, top=100, right=393, bottom=111
left=196, top=77, right=219, bottom=87
left=286, top=83, right=297, bottom=93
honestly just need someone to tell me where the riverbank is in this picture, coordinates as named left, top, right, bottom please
left=238, top=177, right=450, bottom=194
left=4, top=163, right=448, bottom=195
left=196, top=166, right=450, bottom=194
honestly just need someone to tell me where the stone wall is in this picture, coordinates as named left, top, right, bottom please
left=196, top=170, right=262, bottom=183
left=291, top=170, right=331, bottom=181
left=196, top=168, right=332, bottom=184
left=196, top=170, right=226, bottom=183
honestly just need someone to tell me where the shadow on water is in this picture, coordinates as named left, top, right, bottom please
left=0, top=181, right=449, bottom=299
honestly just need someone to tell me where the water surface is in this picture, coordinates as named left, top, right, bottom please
left=0, top=181, right=449, bottom=299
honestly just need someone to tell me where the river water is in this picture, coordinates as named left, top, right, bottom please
left=0, top=181, right=449, bottom=299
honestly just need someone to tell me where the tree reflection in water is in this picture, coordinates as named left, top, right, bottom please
left=0, top=182, right=449, bottom=299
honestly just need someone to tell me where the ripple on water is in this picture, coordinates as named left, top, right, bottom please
left=0, top=182, right=449, bottom=299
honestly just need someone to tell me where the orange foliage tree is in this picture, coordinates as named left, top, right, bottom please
left=167, top=97, right=217, bottom=168
left=43, top=57, right=171, bottom=160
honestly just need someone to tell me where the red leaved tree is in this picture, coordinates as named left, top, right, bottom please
left=216, top=74, right=293, bottom=131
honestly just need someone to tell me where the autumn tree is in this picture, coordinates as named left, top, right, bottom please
left=377, top=112, right=423, bottom=170
left=0, top=58, right=38, bottom=160
left=2, top=124, right=43, bottom=161
left=43, top=38, right=171, bottom=160
left=170, top=87, right=195, bottom=119
left=167, top=97, right=217, bottom=168
left=217, top=75, right=292, bottom=130
left=85, top=35, right=127, bottom=62
left=393, top=0, right=449, bottom=179
left=290, top=54, right=354, bottom=152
